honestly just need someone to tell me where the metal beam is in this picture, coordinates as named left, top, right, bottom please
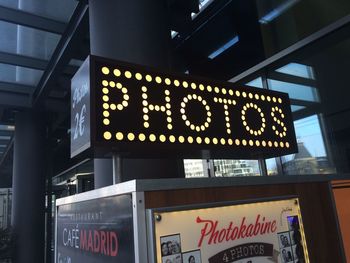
left=0, top=90, right=31, bottom=108
left=0, top=81, right=34, bottom=94
left=32, top=1, right=89, bottom=107
left=0, top=5, right=66, bottom=34
left=0, top=51, right=47, bottom=70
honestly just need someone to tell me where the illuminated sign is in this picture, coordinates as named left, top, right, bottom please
left=71, top=55, right=297, bottom=158
left=150, top=198, right=310, bottom=263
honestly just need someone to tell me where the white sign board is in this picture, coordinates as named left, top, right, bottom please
left=152, top=198, right=309, bottom=263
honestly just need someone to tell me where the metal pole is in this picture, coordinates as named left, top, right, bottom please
left=112, top=154, right=123, bottom=184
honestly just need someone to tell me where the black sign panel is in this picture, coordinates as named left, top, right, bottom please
left=72, top=55, right=297, bottom=159
left=56, top=194, right=134, bottom=263
left=70, top=58, right=91, bottom=157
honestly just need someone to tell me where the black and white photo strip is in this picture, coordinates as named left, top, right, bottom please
left=287, top=216, right=300, bottom=231
left=278, top=231, right=294, bottom=263
left=160, top=234, right=182, bottom=263
left=182, top=249, right=201, bottom=263
left=278, top=231, right=292, bottom=248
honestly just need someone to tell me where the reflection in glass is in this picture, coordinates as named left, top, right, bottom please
left=213, top=160, right=261, bottom=177
left=268, top=79, right=319, bottom=102
left=246, top=77, right=263, bottom=88
left=291, top=105, right=306, bottom=112
left=276, top=63, right=315, bottom=79
left=184, top=159, right=206, bottom=178
left=266, top=158, right=278, bottom=175
left=281, top=115, right=335, bottom=175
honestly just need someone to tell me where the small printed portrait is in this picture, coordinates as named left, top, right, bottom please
left=182, top=250, right=201, bottom=263
left=292, top=245, right=298, bottom=260
left=281, top=247, right=294, bottom=263
left=289, top=230, right=302, bottom=245
left=293, top=244, right=305, bottom=260
left=287, top=215, right=300, bottom=231
left=162, top=254, right=182, bottom=263
left=278, top=232, right=291, bottom=248
left=160, top=234, right=182, bottom=257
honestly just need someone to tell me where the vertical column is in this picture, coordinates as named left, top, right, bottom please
left=11, top=111, right=46, bottom=263
left=94, top=158, right=113, bottom=188
left=89, top=0, right=185, bottom=185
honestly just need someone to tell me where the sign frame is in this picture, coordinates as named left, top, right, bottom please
left=71, top=55, right=298, bottom=159
left=146, top=196, right=310, bottom=263
left=54, top=193, right=135, bottom=263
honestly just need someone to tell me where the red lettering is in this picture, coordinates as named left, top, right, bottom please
left=218, top=229, right=226, bottom=243
left=101, top=231, right=106, bottom=255
left=107, top=231, right=110, bottom=255
left=226, top=222, right=233, bottom=241
left=197, top=217, right=216, bottom=247
left=196, top=214, right=278, bottom=246
left=87, top=230, right=93, bottom=252
left=110, top=232, right=119, bottom=256
left=246, top=223, right=253, bottom=237
left=237, top=217, right=246, bottom=239
left=230, top=226, right=238, bottom=240
left=93, top=230, right=100, bottom=253
left=80, top=229, right=87, bottom=250
left=271, top=220, right=277, bottom=232
left=253, top=214, right=261, bottom=235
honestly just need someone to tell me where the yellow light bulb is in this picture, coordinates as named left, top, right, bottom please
left=146, top=75, right=152, bottom=82
left=103, top=131, right=112, bottom=140
left=113, top=69, right=121, bottom=77
left=139, top=133, right=146, bottom=141
left=116, top=132, right=124, bottom=140
left=135, top=73, right=142, bottom=80
left=102, top=67, right=110, bottom=75
left=160, top=135, right=166, bottom=142
left=149, top=134, right=156, bottom=142
left=128, top=133, right=135, bottom=141
left=125, top=71, right=132, bottom=78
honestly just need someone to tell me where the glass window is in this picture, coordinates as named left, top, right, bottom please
left=0, top=20, right=60, bottom=60
left=0, top=0, right=77, bottom=23
left=276, top=63, right=315, bottom=79
left=256, top=0, right=350, bottom=56
left=184, top=159, right=207, bottom=178
left=268, top=79, right=319, bottom=102
left=213, top=159, right=261, bottom=177
left=281, top=115, right=336, bottom=175
left=0, top=63, right=43, bottom=86
left=291, top=105, right=306, bottom=112
left=246, top=77, right=264, bottom=88
left=266, top=158, right=279, bottom=175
